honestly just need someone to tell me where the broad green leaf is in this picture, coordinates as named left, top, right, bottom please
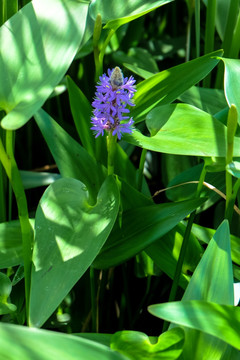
left=178, top=86, right=227, bottom=115
left=89, top=0, right=172, bottom=30
left=20, top=170, right=61, bottom=190
left=123, top=63, right=154, bottom=80
left=148, top=300, right=240, bottom=351
left=131, top=50, right=223, bottom=123
left=170, top=220, right=235, bottom=359
left=117, top=177, right=152, bottom=212
left=0, top=323, right=128, bottom=360
left=190, top=222, right=240, bottom=268
left=29, top=176, right=119, bottom=327
left=93, top=197, right=205, bottom=269
left=123, top=68, right=227, bottom=115
left=75, top=333, right=112, bottom=347
left=113, top=48, right=159, bottom=74
left=226, top=161, right=240, bottom=178
left=146, top=222, right=203, bottom=289
left=110, top=328, right=185, bottom=360
left=34, top=109, right=106, bottom=204
left=0, top=272, right=16, bottom=315
left=223, top=58, right=240, bottom=125
left=182, top=220, right=234, bottom=304
left=125, top=103, right=240, bottom=157
left=67, top=76, right=95, bottom=157
left=115, top=143, right=147, bottom=192
left=0, top=0, right=89, bottom=130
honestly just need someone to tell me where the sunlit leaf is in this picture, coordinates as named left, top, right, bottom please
left=89, top=0, right=172, bottom=30
left=0, top=0, right=89, bottom=130
left=222, top=58, right=240, bottom=125
left=125, top=103, right=240, bottom=157
left=149, top=300, right=240, bottom=351
left=0, top=323, right=128, bottom=360
left=110, top=328, right=185, bottom=360
left=29, top=176, right=119, bottom=327
left=20, top=170, right=61, bottom=190
left=131, top=50, right=223, bottom=123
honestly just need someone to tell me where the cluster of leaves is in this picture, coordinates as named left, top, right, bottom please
left=0, top=0, right=240, bottom=359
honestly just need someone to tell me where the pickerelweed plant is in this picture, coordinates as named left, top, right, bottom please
left=0, top=0, right=240, bottom=359
left=91, top=66, right=136, bottom=175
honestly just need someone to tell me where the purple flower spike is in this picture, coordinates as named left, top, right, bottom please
left=91, top=67, right=136, bottom=140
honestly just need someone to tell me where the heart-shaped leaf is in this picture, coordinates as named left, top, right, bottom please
left=29, top=176, right=119, bottom=327
left=110, top=328, right=185, bottom=360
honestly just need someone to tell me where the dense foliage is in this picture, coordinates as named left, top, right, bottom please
left=0, top=0, right=240, bottom=359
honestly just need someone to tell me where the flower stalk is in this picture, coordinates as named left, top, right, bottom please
left=91, top=66, right=136, bottom=175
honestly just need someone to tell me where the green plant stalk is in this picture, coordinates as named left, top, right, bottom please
left=215, top=0, right=239, bottom=88
left=203, top=0, right=216, bottom=88
left=0, top=0, right=18, bottom=25
left=163, top=162, right=207, bottom=332
left=221, top=0, right=239, bottom=58
left=195, top=0, right=200, bottom=59
left=230, top=178, right=240, bottom=219
left=99, top=29, right=115, bottom=75
left=93, top=14, right=102, bottom=81
left=7, top=130, right=15, bottom=221
left=185, top=0, right=194, bottom=62
left=0, top=0, right=6, bottom=25
left=0, top=131, right=33, bottom=323
left=229, top=11, right=240, bottom=59
left=137, top=148, right=147, bottom=191
left=90, top=266, right=98, bottom=332
left=0, top=161, right=6, bottom=222
left=107, top=132, right=117, bottom=176
left=0, top=124, right=6, bottom=222
left=225, top=105, right=238, bottom=222
left=225, top=171, right=232, bottom=220
left=185, top=13, right=192, bottom=62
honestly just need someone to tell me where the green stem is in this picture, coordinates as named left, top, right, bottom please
left=137, top=148, right=147, bottom=191
left=225, top=105, right=238, bottom=222
left=227, top=178, right=240, bottom=221
left=0, top=125, right=6, bottom=222
left=203, top=0, right=216, bottom=88
left=215, top=0, right=239, bottom=88
left=0, top=131, right=33, bottom=323
left=93, top=14, right=102, bottom=81
left=107, top=132, right=117, bottom=176
left=185, top=14, right=192, bottom=62
left=225, top=171, right=232, bottom=219
left=232, top=178, right=240, bottom=202
left=229, top=11, right=240, bottom=59
left=90, top=266, right=98, bottom=332
left=0, top=0, right=6, bottom=26
left=99, top=29, right=115, bottom=74
left=163, top=162, right=207, bottom=332
left=195, top=0, right=200, bottom=59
